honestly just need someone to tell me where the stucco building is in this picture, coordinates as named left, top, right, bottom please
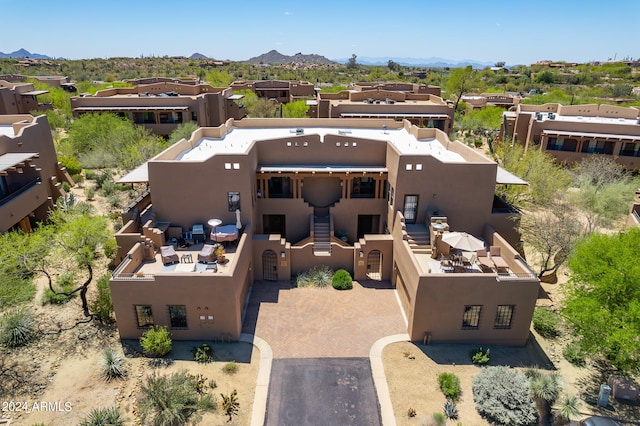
left=461, top=93, right=521, bottom=110
left=70, top=82, right=246, bottom=136
left=0, top=114, right=72, bottom=232
left=111, top=118, right=538, bottom=346
left=503, top=103, right=640, bottom=169
left=0, top=80, right=53, bottom=115
left=230, top=80, right=316, bottom=103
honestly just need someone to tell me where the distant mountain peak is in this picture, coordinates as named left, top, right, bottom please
left=0, top=48, right=51, bottom=59
left=189, top=52, right=209, bottom=59
left=246, top=50, right=335, bottom=65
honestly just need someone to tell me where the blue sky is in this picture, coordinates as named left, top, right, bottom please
left=1, top=0, right=638, bottom=65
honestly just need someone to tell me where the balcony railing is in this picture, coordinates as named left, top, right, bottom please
left=0, top=178, right=41, bottom=206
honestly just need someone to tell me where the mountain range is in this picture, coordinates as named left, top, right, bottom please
left=245, top=50, right=335, bottom=65
left=0, top=48, right=51, bottom=59
left=333, top=55, right=496, bottom=68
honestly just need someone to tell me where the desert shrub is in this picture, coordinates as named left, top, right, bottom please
left=84, top=169, right=97, bottom=180
left=470, top=347, right=490, bottom=365
left=220, top=389, right=240, bottom=422
left=0, top=309, right=36, bottom=347
left=472, top=366, right=537, bottom=426
left=94, top=169, right=113, bottom=189
left=84, top=187, right=95, bottom=200
left=107, top=194, right=121, bottom=208
left=332, top=269, right=353, bottom=290
left=138, top=370, right=217, bottom=426
left=91, top=275, right=114, bottom=323
left=59, top=156, right=83, bottom=176
left=42, top=272, right=77, bottom=305
left=100, top=179, right=117, bottom=197
left=563, top=341, right=586, bottom=366
left=296, top=265, right=333, bottom=288
left=443, top=400, right=458, bottom=419
left=193, top=343, right=214, bottom=363
left=79, top=407, right=124, bottom=426
left=140, top=325, right=172, bottom=358
left=407, top=407, right=417, bottom=417
left=99, top=347, right=126, bottom=382
left=533, top=307, right=561, bottom=338
left=437, top=372, right=461, bottom=402
left=61, top=181, right=71, bottom=192
left=223, top=361, right=238, bottom=374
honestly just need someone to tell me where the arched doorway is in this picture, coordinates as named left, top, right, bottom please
left=262, top=250, right=278, bottom=281
left=366, top=250, right=382, bottom=280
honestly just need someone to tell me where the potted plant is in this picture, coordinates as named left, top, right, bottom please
left=215, top=245, right=226, bottom=263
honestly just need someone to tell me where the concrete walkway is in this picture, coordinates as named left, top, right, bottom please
left=242, top=280, right=409, bottom=425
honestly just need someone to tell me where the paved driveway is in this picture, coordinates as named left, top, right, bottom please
left=242, top=280, right=407, bottom=358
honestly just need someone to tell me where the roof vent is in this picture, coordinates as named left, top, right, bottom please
left=535, top=112, right=542, bottom=120
left=548, top=112, right=556, bottom=120
left=295, top=128, right=304, bottom=135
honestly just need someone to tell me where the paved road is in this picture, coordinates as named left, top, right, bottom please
left=265, top=358, right=381, bottom=426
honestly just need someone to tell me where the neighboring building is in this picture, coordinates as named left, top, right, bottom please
left=124, top=77, right=200, bottom=86
left=230, top=80, right=316, bottom=103
left=0, top=80, right=53, bottom=115
left=307, top=88, right=454, bottom=132
left=502, top=103, right=640, bottom=169
left=111, top=118, right=538, bottom=346
left=350, top=82, right=441, bottom=97
left=70, top=82, right=246, bottom=136
left=0, top=114, right=72, bottom=232
left=0, top=74, right=76, bottom=92
left=461, top=93, right=521, bottom=110
left=627, top=189, right=640, bottom=228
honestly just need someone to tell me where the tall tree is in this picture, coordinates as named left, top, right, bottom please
left=346, top=54, right=358, bottom=70
left=445, top=66, right=477, bottom=111
left=563, top=228, right=640, bottom=373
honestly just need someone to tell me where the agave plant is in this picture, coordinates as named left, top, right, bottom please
left=79, top=407, right=124, bottom=426
left=0, top=309, right=36, bottom=348
left=99, top=347, right=126, bottom=381
left=444, top=400, right=458, bottom=420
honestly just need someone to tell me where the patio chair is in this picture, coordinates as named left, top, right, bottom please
left=160, top=245, right=179, bottom=265
left=198, top=244, right=217, bottom=263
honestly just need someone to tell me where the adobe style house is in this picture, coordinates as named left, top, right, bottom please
left=0, top=80, right=53, bottom=115
left=230, top=80, right=316, bottom=103
left=111, top=118, right=538, bottom=346
left=70, top=82, right=246, bottom=136
left=503, top=103, right=640, bottom=169
left=0, top=74, right=76, bottom=92
left=461, top=93, right=522, bottom=110
left=350, top=82, right=441, bottom=97
left=307, top=88, right=454, bottom=132
left=0, top=114, right=72, bottom=232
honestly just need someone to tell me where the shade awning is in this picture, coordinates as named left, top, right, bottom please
left=21, top=90, right=49, bottom=96
left=257, top=165, right=387, bottom=174
left=542, top=130, right=640, bottom=141
left=0, top=152, right=39, bottom=173
left=340, top=113, right=450, bottom=119
left=73, top=106, right=189, bottom=112
left=496, top=166, right=528, bottom=185
left=117, top=162, right=149, bottom=183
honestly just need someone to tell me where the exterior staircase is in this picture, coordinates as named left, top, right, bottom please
left=406, top=224, right=431, bottom=254
left=313, top=215, right=331, bottom=256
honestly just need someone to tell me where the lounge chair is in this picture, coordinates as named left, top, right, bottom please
left=160, top=245, right=179, bottom=265
left=198, top=244, right=217, bottom=263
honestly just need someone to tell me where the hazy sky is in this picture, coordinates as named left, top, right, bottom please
left=1, top=0, right=638, bottom=65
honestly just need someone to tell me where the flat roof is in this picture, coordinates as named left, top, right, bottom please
left=258, top=165, right=388, bottom=174
left=0, top=125, right=16, bottom=138
left=0, top=152, right=38, bottom=173
left=177, top=126, right=466, bottom=163
left=117, top=162, right=149, bottom=183
left=542, top=129, right=640, bottom=141
left=340, top=113, right=450, bottom=119
left=496, top=166, right=528, bottom=185
left=74, top=106, right=189, bottom=112
left=21, top=90, right=49, bottom=96
left=537, top=113, right=639, bottom=126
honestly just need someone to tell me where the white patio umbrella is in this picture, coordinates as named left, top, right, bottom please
left=440, top=232, right=485, bottom=252
left=235, top=209, right=242, bottom=229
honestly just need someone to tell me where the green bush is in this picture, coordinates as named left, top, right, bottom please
left=223, top=361, right=238, bottom=375
left=0, top=309, right=36, bottom=347
left=140, top=325, right=172, bottom=358
left=42, top=272, right=77, bottom=305
left=563, top=341, right=586, bottom=366
left=99, top=347, right=126, bottom=382
left=193, top=343, right=214, bottom=363
left=91, top=275, right=114, bottom=323
left=532, top=307, right=561, bottom=338
left=100, top=179, right=117, bottom=197
left=59, top=156, right=83, bottom=176
left=470, top=347, right=490, bottom=365
left=84, top=187, right=95, bottom=200
left=332, top=269, right=353, bottom=290
left=437, top=372, right=462, bottom=402
left=61, top=181, right=71, bottom=193
left=84, top=169, right=97, bottom=180
left=472, top=366, right=537, bottom=426
left=79, top=407, right=124, bottom=426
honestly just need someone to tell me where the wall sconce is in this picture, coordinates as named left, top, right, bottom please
left=359, top=251, right=364, bottom=258
left=281, top=251, right=286, bottom=259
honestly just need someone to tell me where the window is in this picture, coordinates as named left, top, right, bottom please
left=133, top=112, right=156, bottom=124
left=494, top=305, right=514, bottom=329
left=135, top=305, right=154, bottom=327
left=228, top=192, right=240, bottom=211
left=191, top=111, right=198, bottom=122
left=159, top=111, right=183, bottom=124
left=581, top=139, right=613, bottom=155
left=168, top=305, right=187, bottom=328
left=620, top=142, right=640, bottom=157
left=351, top=177, right=375, bottom=198
left=268, top=177, right=293, bottom=198
left=462, top=305, right=482, bottom=329
left=547, top=137, right=577, bottom=152
left=403, top=195, right=418, bottom=224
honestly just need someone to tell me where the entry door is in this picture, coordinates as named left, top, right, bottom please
left=403, top=195, right=419, bottom=224
left=262, top=250, right=278, bottom=281
left=366, top=250, right=382, bottom=280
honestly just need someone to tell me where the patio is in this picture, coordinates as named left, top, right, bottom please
left=134, top=242, right=239, bottom=276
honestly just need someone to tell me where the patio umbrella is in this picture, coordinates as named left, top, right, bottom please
left=235, top=209, right=242, bottom=229
left=440, top=232, right=485, bottom=252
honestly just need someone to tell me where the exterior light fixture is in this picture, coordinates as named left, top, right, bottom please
left=281, top=251, right=286, bottom=258
left=359, top=251, right=364, bottom=258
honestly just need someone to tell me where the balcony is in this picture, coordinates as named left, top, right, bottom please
left=0, top=179, right=46, bottom=231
